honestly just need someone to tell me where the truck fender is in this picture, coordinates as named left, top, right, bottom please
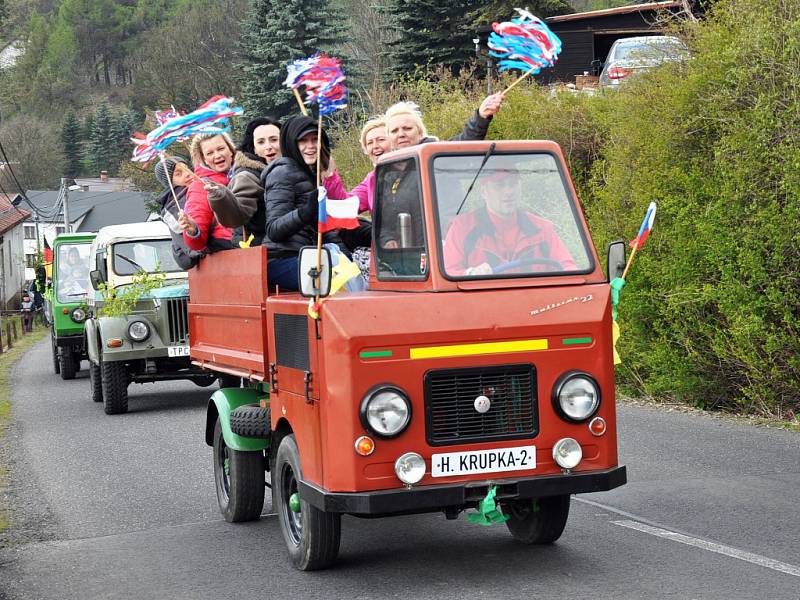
left=85, top=319, right=100, bottom=363
left=206, top=387, right=269, bottom=452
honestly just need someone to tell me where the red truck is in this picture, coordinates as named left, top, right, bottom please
left=189, top=140, right=627, bottom=570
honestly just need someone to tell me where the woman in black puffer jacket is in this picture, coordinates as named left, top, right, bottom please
left=262, top=115, right=349, bottom=291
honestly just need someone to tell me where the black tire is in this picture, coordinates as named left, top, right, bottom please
left=89, top=360, right=103, bottom=403
left=273, top=434, right=340, bottom=570
left=101, top=360, right=128, bottom=415
left=51, top=333, right=60, bottom=375
left=230, top=404, right=271, bottom=438
left=504, top=495, right=571, bottom=544
left=217, top=374, right=242, bottom=389
left=212, top=420, right=265, bottom=522
left=59, top=350, right=77, bottom=380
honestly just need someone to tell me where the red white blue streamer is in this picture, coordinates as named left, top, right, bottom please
left=284, top=53, right=348, bottom=116
left=131, top=96, right=243, bottom=163
left=488, top=8, right=562, bottom=74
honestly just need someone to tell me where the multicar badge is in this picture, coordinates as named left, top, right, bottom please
left=474, top=394, right=491, bottom=413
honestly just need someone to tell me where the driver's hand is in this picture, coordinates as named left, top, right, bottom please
left=177, top=211, right=198, bottom=236
left=384, top=240, right=399, bottom=249
left=466, top=262, right=493, bottom=276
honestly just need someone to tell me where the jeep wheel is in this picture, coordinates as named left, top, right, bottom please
left=273, top=434, right=340, bottom=570
left=101, top=360, right=128, bottom=415
left=59, top=350, right=77, bottom=380
left=51, top=332, right=60, bottom=374
left=212, top=420, right=265, bottom=522
left=89, top=360, right=103, bottom=403
left=503, top=495, right=570, bottom=544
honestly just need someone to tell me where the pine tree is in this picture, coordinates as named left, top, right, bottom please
left=110, top=109, right=137, bottom=169
left=240, top=0, right=346, bottom=119
left=61, top=111, right=83, bottom=178
left=88, top=103, right=117, bottom=175
left=386, top=0, right=478, bottom=79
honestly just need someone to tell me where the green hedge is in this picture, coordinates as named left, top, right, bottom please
left=330, top=0, right=800, bottom=418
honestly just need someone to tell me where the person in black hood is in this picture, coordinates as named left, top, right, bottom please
left=261, top=115, right=349, bottom=291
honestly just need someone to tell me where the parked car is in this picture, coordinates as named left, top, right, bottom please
left=599, top=35, right=688, bottom=89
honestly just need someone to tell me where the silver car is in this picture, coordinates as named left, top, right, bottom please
left=599, top=35, right=688, bottom=89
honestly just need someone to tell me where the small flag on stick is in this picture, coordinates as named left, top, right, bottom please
left=317, top=187, right=360, bottom=233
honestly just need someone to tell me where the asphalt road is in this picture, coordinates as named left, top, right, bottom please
left=1, top=339, right=798, bottom=599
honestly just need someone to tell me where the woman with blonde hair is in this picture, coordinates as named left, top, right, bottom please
left=178, top=132, right=236, bottom=253
left=346, top=116, right=392, bottom=214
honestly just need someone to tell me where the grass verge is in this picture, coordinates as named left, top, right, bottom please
left=0, top=325, right=48, bottom=531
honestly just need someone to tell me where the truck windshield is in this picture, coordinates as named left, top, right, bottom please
left=373, top=157, right=428, bottom=279
left=56, top=243, right=92, bottom=303
left=434, top=153, right=593, bottom=279
left=112, top=239, right=182, bottom=276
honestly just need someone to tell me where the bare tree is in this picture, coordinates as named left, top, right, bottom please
left=0, top=115, right=65, bottom=190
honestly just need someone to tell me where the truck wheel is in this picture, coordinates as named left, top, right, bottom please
left=212, top=420, right=265, bottom=522
left=89, top=360, right=103, bottom=403
left=230, top=404, right=271, bottom=438
left=101, top=360, right=128, bottom=415
left=504, top=495, right=570, bottom=544
left=59, top=350, right=77, bottom=380
left=273, top=434, right=340, bottom=570
left=51, top=333, right=60, bottom=374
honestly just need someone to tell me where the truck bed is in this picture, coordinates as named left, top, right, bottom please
left=188, top=247, right=271, bottom=380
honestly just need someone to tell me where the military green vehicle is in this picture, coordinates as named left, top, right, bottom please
left=84, top=222, right=215, bottom=415
left=49, top=232, right=95, bottom=379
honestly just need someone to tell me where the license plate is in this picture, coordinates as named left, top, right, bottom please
left=167, top=345, right=190, bottom=357
left=431, top=445, right=536, bottom=478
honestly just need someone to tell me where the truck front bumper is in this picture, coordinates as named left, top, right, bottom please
left=299, top=465, right=626, bottom=516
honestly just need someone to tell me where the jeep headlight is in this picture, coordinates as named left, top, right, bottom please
left=70, top=307, right=87, bottom=323
left=127, top=320, right=151, bottom=342
left=553, top=372, right=600, bottom=422
left=360, top=386, right=411, bottom=438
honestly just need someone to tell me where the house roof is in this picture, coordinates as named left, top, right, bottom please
left=0, top=193, right=31, bottom=235
left=23, top=190, right=150, bottom=232
left=547, top=1, right=683, bottom=23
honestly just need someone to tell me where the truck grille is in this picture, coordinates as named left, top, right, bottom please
left=166, top=298, right=188, bottom=344
left=424, top=364, right=537, bottom=446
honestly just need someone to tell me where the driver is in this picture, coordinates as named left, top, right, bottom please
left=443, top=168, right=577, bottom=276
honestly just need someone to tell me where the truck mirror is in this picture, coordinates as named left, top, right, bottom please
left=297, top=246, right=332, bottom=298
left=89, top=269, right=104, bottom=290
left=606, top=240, right=626, bottom=281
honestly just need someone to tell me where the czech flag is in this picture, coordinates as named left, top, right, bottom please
left=318, top=186, right=360, bottom=233
left=629, top=202, right=656, bottom=250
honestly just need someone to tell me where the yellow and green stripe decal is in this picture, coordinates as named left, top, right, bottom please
left=410, top=339, right=548, bottom=360
left=359, top=350, right=393, bottom=359
left=562, top=337, right=593, bottom=346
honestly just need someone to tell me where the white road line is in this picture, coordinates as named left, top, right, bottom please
left=612, top=519, right=800, bottom=578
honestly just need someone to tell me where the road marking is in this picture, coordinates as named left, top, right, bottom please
left=612, top=520, right=800, bottom=578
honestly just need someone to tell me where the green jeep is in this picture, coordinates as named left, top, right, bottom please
left=84, top=222, right=215, bottom=415
left=49, top=232, right=95, bottom=379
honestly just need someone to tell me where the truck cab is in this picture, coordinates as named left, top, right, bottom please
left=48, top=232, right=95, bottom=379
left=190, top=140, right=627, bottom=570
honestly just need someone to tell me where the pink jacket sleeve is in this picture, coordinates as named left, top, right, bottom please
left=182, top=181, right=215, bottom=251
left=323, top=170, right=347, bottom=200
left=350, top=171, right=375, bottom=213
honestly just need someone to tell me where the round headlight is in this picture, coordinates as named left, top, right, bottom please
left=553, top=372, right=600, bottom=422
left=70, top=307, right=87, bottom=323
left=127, top=320, right=150, bottom=342
left=394, top=452, right=425, bottom=485
left=360, top=386, right=411, bottom=438
left=553, top=438, right=582, bottom=469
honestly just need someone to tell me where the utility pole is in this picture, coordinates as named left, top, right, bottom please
left=61, top=177, right=70, bottom=233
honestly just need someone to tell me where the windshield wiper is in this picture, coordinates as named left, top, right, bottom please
left=455, top=142, right=496, bottom=216
left=116, top=254, right=146, bottom=273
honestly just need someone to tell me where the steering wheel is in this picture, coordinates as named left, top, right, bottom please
left=492, top=257, right=565, bottom=274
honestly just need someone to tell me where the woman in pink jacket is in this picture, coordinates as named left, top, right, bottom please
left=177, top=133, right=236, bottom=253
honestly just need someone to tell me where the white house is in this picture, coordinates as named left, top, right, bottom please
left=0, top=193, right=31, bottom=308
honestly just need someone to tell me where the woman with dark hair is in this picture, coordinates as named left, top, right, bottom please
left=262, top=115, right=360, bottom=290
left=206, top=117, right=281, bottom=246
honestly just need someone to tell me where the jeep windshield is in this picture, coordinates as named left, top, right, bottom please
left=112, top=239, right=182, bottom=276
left=433, top=152, right=593, bottom=280
left=56, top=243, right=92, bottom=302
